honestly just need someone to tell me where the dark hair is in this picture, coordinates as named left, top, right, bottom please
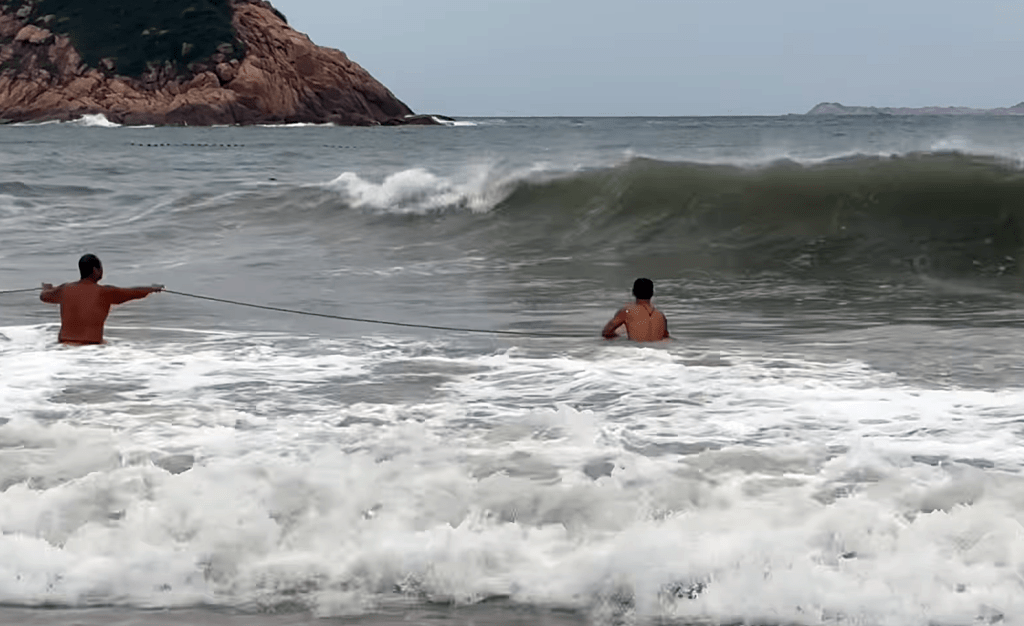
left=632, top=278, right=654, bottom=300
left=79, top=254, right=102, bottom=279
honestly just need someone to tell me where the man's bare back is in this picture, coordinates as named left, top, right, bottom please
left=41, top=254, right=162, bottom=344
left=602, top=278, right=670, bottom=342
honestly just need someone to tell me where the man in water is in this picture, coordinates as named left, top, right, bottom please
left=602, top=278, right=670, bottom=342
left=40, top=254, right=163, bottom=344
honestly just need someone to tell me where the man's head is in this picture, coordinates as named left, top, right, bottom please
left=79, top=254, right=102, bottom=280
left=632, top=278, right=654, bottom=300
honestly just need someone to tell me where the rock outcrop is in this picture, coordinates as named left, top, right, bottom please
left=806, top=102, right=1024, bottom=116
left=0, top=0, right=421, bottom=125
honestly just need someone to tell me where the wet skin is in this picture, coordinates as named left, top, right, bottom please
left=40, top=271, right=161, bottom=344
left=602, top=299, right=670, bottom=342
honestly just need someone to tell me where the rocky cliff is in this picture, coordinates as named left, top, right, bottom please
left=0, top=0, right=421, bottom=125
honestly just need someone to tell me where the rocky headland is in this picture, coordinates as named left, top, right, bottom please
left=806, top=102, right=1024, bottom=116
left=0, top=0, right=427, bottom=125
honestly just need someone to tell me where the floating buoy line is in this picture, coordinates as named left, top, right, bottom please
left=126, top=143, right=361, bottom=149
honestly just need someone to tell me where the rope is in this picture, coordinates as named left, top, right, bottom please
left=0, top=285, right=592, bottom=338
left=164, top=289, right=592, bottom=338
left=0, top=287, right=39, bottom=295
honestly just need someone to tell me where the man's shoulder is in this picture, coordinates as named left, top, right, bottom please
left=59, top=280, right=88, bottom=292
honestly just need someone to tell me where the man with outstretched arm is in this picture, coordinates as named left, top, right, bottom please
left=602, top=278, right=670, bottom=342
left=40, top=254, right=163, bottom=345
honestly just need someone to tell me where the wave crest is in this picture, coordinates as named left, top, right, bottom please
left=485, top=152, right=1024, bottom=278
left=309, top=152, right=1024, bottom=279
left=323, top=166, right=517, bottom=214
left=71, top=114, right=120, bottom=128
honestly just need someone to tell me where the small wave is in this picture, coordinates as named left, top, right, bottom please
left=258, top=122, right=336, bottom=128
left=0, top=181, right=111, bottom=198
left=11, top=119, right=62, bottom=127
left=69, top=113, right=121, bottom=128
left=458, top=118, right=510, bottom=127
left=432, top=116, right=477, bottom=127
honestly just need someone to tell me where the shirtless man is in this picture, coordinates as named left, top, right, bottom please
left=40, top=254, right=163, bottom=344
left=602, top=278, right=670, bottom=342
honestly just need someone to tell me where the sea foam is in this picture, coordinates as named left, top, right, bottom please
left=1, top=327, right=1023, bottom=623
left=70, top=114, right=121, bottom=128
left=323, top=166, right=518, bottom=213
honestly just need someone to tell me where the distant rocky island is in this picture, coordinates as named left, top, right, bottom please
left=0, top=0, right=433, bottom=125
left=806, top=102, right=1024, bottom=116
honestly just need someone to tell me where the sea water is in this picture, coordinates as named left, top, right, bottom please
left=2, top=116, right=1024, bottom=625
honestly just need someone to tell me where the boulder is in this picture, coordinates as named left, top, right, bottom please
left=14, top=25, right=52, bottom=45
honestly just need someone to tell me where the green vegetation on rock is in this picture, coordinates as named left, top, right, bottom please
left=2, top=0, right=244, bottom=76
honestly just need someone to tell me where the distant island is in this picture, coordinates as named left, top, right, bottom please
left=0, top=0, right=435, bottom=126
left=806, top=102, right=1024, bottom=116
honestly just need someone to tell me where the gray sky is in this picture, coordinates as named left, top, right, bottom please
left=271, top=0, right=1024, bottom=117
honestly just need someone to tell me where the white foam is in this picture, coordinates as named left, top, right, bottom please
left=927, top=136, right=1024, bottom=167
left=70, top=114, right=121, bottom=128
left=11, top=119, right=63, bottom=127
left=258, top=122, right=335, bottom=128
left=1, top=328, right=1023, bottom=622
left=430, top=117, right=477, bottom=127
left=323, top=165, right=516, bottom=213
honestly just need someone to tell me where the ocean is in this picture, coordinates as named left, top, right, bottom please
left=1, top=115, right=1024, bottom=626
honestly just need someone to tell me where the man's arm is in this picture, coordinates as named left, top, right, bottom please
left=602, top=308, right=627, bottom=339
left=103, top=284, right=163, bottom=305
left=40, top=283, right=63, bottom=304
left=661, top=312, right=670, bottom=339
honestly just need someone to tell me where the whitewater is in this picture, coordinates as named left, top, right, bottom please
left=2, top=116, right=1024, bottom=626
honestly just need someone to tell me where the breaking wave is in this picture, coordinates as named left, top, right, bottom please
left=321, top=152, right=1024, bottom=279
left=322, top=165, right=522, bottom=213
left=70, top=114, right=121, bottom=128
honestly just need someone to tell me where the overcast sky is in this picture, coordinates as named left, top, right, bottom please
left=272, top=0, right=1024, bottom=117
